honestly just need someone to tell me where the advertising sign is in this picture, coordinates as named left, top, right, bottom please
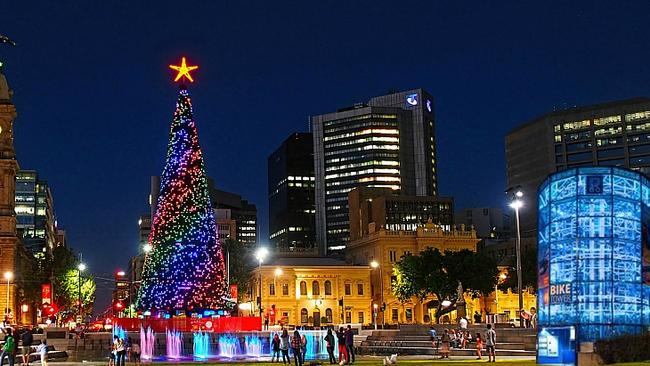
left=41, top=283, right=52, bottom=305
left=230, top=284, right=238, bottom=300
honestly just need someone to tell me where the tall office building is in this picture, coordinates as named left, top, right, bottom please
left=313, top=89, right=437, bottom=254
left=15, top=170, right=58, bottom=258
left=268, top=132, right=316, bottom=256
left=506, top=97, right=650, bottom=237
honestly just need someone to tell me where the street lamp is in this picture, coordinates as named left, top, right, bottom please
left=508, top=187, right=524, bottom=328
left=370, top=260, right=384, bottom=328
left=4, top=271, right=12, bottom=320
left=255, top=247, right=269, bottom=320
left=77, top=262, right=86, bottom=324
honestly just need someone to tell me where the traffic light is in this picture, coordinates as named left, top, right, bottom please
left=381, top=302, right=386, bottom=312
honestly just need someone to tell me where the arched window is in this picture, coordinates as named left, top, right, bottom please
left=312, top=281, right=320, bottom=296
left=324, top=280, right=332, bottom=296
left=325, top=308, right=333, bottom=323
left=300, top=281, right=307, bottom=296
left=300, top=308, right=308, bottom=323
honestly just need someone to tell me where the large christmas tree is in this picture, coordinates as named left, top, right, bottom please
left=137, top=59, right=226, bottom=311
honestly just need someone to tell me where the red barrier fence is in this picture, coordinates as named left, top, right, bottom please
left=113, top=317, right=261, bottom=332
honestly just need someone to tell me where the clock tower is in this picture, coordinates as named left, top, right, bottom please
left=0, top=69, right=19, bottom=320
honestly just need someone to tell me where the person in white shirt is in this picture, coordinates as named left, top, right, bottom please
left=36, top=340, right=47, bottom=366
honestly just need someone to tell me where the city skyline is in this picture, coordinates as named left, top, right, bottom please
left=3, top=0, right=650, bottom=284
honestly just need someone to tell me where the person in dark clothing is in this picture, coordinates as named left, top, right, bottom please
left=21, top=328, right=33, bottom=366
left=290, top=330, right=303, bottom=366
left=324, top=328, right=336, bottom=364
left=473, top=311, right=482, bottom=324
left=345, top=325, right=355, bottom=364
left=336, top=328, right=347, bottom=364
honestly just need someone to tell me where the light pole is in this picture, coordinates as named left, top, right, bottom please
left=373, top=303, right=378, bottom=330
left=255, top=247, right=269, bottom=322
left=77, top=262, right=86, bottom=324
left=370, top=260, right=384, bottom=328
left=4, top=271, right=12, bottom=321
left=508, top=188, right=524, bottom=328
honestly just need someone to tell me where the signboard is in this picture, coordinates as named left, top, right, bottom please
left=550, top=283, right=572, bottom=303
left=230, top=284, right=238, bottom=300
left=405, top=93, right=418, bottom=106
left=41, top=283, right=52, bottom=305
left=538, top=326, right=576, bottom=365
left=586, top=176, right=604, bottom=194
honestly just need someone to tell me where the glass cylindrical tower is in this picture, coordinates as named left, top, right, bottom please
left=537, top=167, right=650, bottom=342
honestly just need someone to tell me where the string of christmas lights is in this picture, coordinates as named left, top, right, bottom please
left=137, top=86, right=227, bottom=312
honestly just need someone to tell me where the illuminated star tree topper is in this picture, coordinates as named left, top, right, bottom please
left=137, top=57, right=227, bottom=311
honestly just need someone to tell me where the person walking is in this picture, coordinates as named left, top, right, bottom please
left=336, top=328, right=348, bottom=365
left=344, top=325, right=355, bottom=364
left=0, top=328, right=16, bottom=366
left=290, top=330, right=303, bottom=366
left=324, top=328, right=336, bottom=364
left=439, top=329, right=450, bottom=359
left=271, top=334, right=281, bottom=363
left=20, top=327, right=32, bottom=366
left=113, top=336, right=125, bottom=366
left=485, top=324, right=497, bottom=362
left=475, top=333, right=483, bottom=360
left=280, top=329, right=290, bottom=364
left=35, top=341, right=46, bottom=366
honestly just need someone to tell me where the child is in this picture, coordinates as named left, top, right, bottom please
left=475, top=332, right=483, bottom=360
left=36, top=340, right=47, bottom=366
left=271, top=334, right=281, bottom=363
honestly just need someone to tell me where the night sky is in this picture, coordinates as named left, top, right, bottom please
left=2, top=1, right=650, bottom=311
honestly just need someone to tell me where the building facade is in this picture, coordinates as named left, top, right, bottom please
left=455, top=207, right=511, bottom=239
left=506, top=97, right=650, bottom=238
left=348, top=186, right=453, bottom=242
left=247, top=258, right=373, bottom=326
left=313, top=89, right=437, bottom=254
left=538, top=167, right=650, bottom=342
left=268, top=132, right=316, bottom=256
left=15, top=170, right=57, bottom=258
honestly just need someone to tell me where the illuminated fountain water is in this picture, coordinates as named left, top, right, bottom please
left=270, top=330, right=329, bottom=360
left=112, top=325, right=126, bottom=341
left=218, top=334, right=242, bottom=358
left=244, top=335, right=263, bottom=357
left=166, top=329, right=182, bottom=359
left=140, top=326, right=155, bottom=360
left=193, top=331, right=211, bottom=359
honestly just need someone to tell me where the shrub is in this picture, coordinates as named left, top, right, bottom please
left=594, top=332, right=650, bottom=364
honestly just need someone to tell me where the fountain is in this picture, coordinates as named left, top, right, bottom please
left=112, top=325, right=127, bottom=341
left=218, top=334, right=242, bottom=358
left=193, top=331, right=211, bottom=359
left=140, top=326, right=155, bottom=360
left=166, top=329, right=182, bottom=358
left=244, top=335, right=263, bottom=357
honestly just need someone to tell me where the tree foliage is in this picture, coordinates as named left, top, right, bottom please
left=498, top=248, right=537, bottom=292
left=392, top=248, right=499, bottom=323
left=221, top=238, right=253, bottom=300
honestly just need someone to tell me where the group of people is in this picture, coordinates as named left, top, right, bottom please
left=270, top=325, right=356, bottom=366
left=109, top=336, right=140, bottom=366
left=436, top=323, right=497, bottom=362
left=0, top=327, right=48, bottom=366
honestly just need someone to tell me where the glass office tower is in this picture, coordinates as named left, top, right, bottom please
left=537, top=167, right=650, bottom=342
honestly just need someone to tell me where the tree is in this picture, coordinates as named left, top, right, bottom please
left=392, top=248, right=499, bottom=323
left=221, top=238, right=253, bottom=301
left=498, top=248, right=537, bottom=292
left=137, top=86, right=227, bottom=311
left=53, top=268, right=96, bottom=320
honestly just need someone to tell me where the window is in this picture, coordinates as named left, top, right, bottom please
left=567, top=151, right=592, bottom=162
left=554, top=124, right=561, bottom=133
left=326, top=308, right=333, bottom=323
left=345, top=311, right=352, bottom=323
left=594, top=115, right=621, bottom=126
left=269, top=283, right=275, bottom=296
left=390, top=275, right=397, bottom=289
left=300, top=281, right=307, bottom=296
left=625, top=111, right=650, bottom=122
left=594, top=126, right=622, bottom=137
left=597, top=148, right=624, bottom=159
left=389, top=250, right=397, bottom=262
left=405, top=308, right=413, bottom=322
left=345, top=283, right=351, bottom=296
left=391, top=308, right=398, bottom=322
left=357, top=283, right=364, bottom=295
left=282, top=283, right=289, bottom=296
left=324, top=280, right=332, bottom=296
left=358, top=312, right=364, bottom=324
left=629, top=144, right=650, bottom=156
left=566, top=141, right=592, bottom=152
left=301, top=308, right=308, bottom=323
left=312, top=281, right=320, bottom=296
left=563, top=119, right=590, bottom=131
left=403, top=250, right=411, bottom=257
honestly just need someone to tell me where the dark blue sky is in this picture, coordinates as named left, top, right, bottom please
left=2, top=1, right=650, bottom=306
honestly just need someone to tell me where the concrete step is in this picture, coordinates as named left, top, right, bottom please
left=358, top=345, right=536, bottom=357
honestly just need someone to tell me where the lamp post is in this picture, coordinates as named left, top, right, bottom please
left=373, top=303, right=378, bottom=330
left=77, top=262, right=86, bottom=324
left=508, top=188, right=524, bottom=328
left=4, top=271, right=12, bottom=320
left=255, top=247, right=269, bottom=322
left=370, top=260, right=384, bottom=328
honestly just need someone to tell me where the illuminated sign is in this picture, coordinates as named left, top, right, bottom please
left=426, top=99, right=432, bottom=112
left=406, top=93, right=418, bottom=106
left=549, top=284, right=571, bottom=303
left=537, top=327, right=576, bottom=365
left=41, top=283, right=52, bottom=305
left=586, top=176, right=603, bottom=194
left=169, top=56, right=199, bottom=83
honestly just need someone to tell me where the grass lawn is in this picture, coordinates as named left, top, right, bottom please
left=147, top=361, right=539, bottom=365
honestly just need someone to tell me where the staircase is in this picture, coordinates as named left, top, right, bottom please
left=358, top=324, right=536, bottom=357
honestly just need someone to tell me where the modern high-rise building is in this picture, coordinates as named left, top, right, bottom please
left=348, top=186, right=453, bottom=242
left=313, top=89, right=437, bottom=254
left=506, top=97, right=650, bottom=237
left=268, top=132, right=316, bottom=256
left=15, top=170, right=58, bottom=258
